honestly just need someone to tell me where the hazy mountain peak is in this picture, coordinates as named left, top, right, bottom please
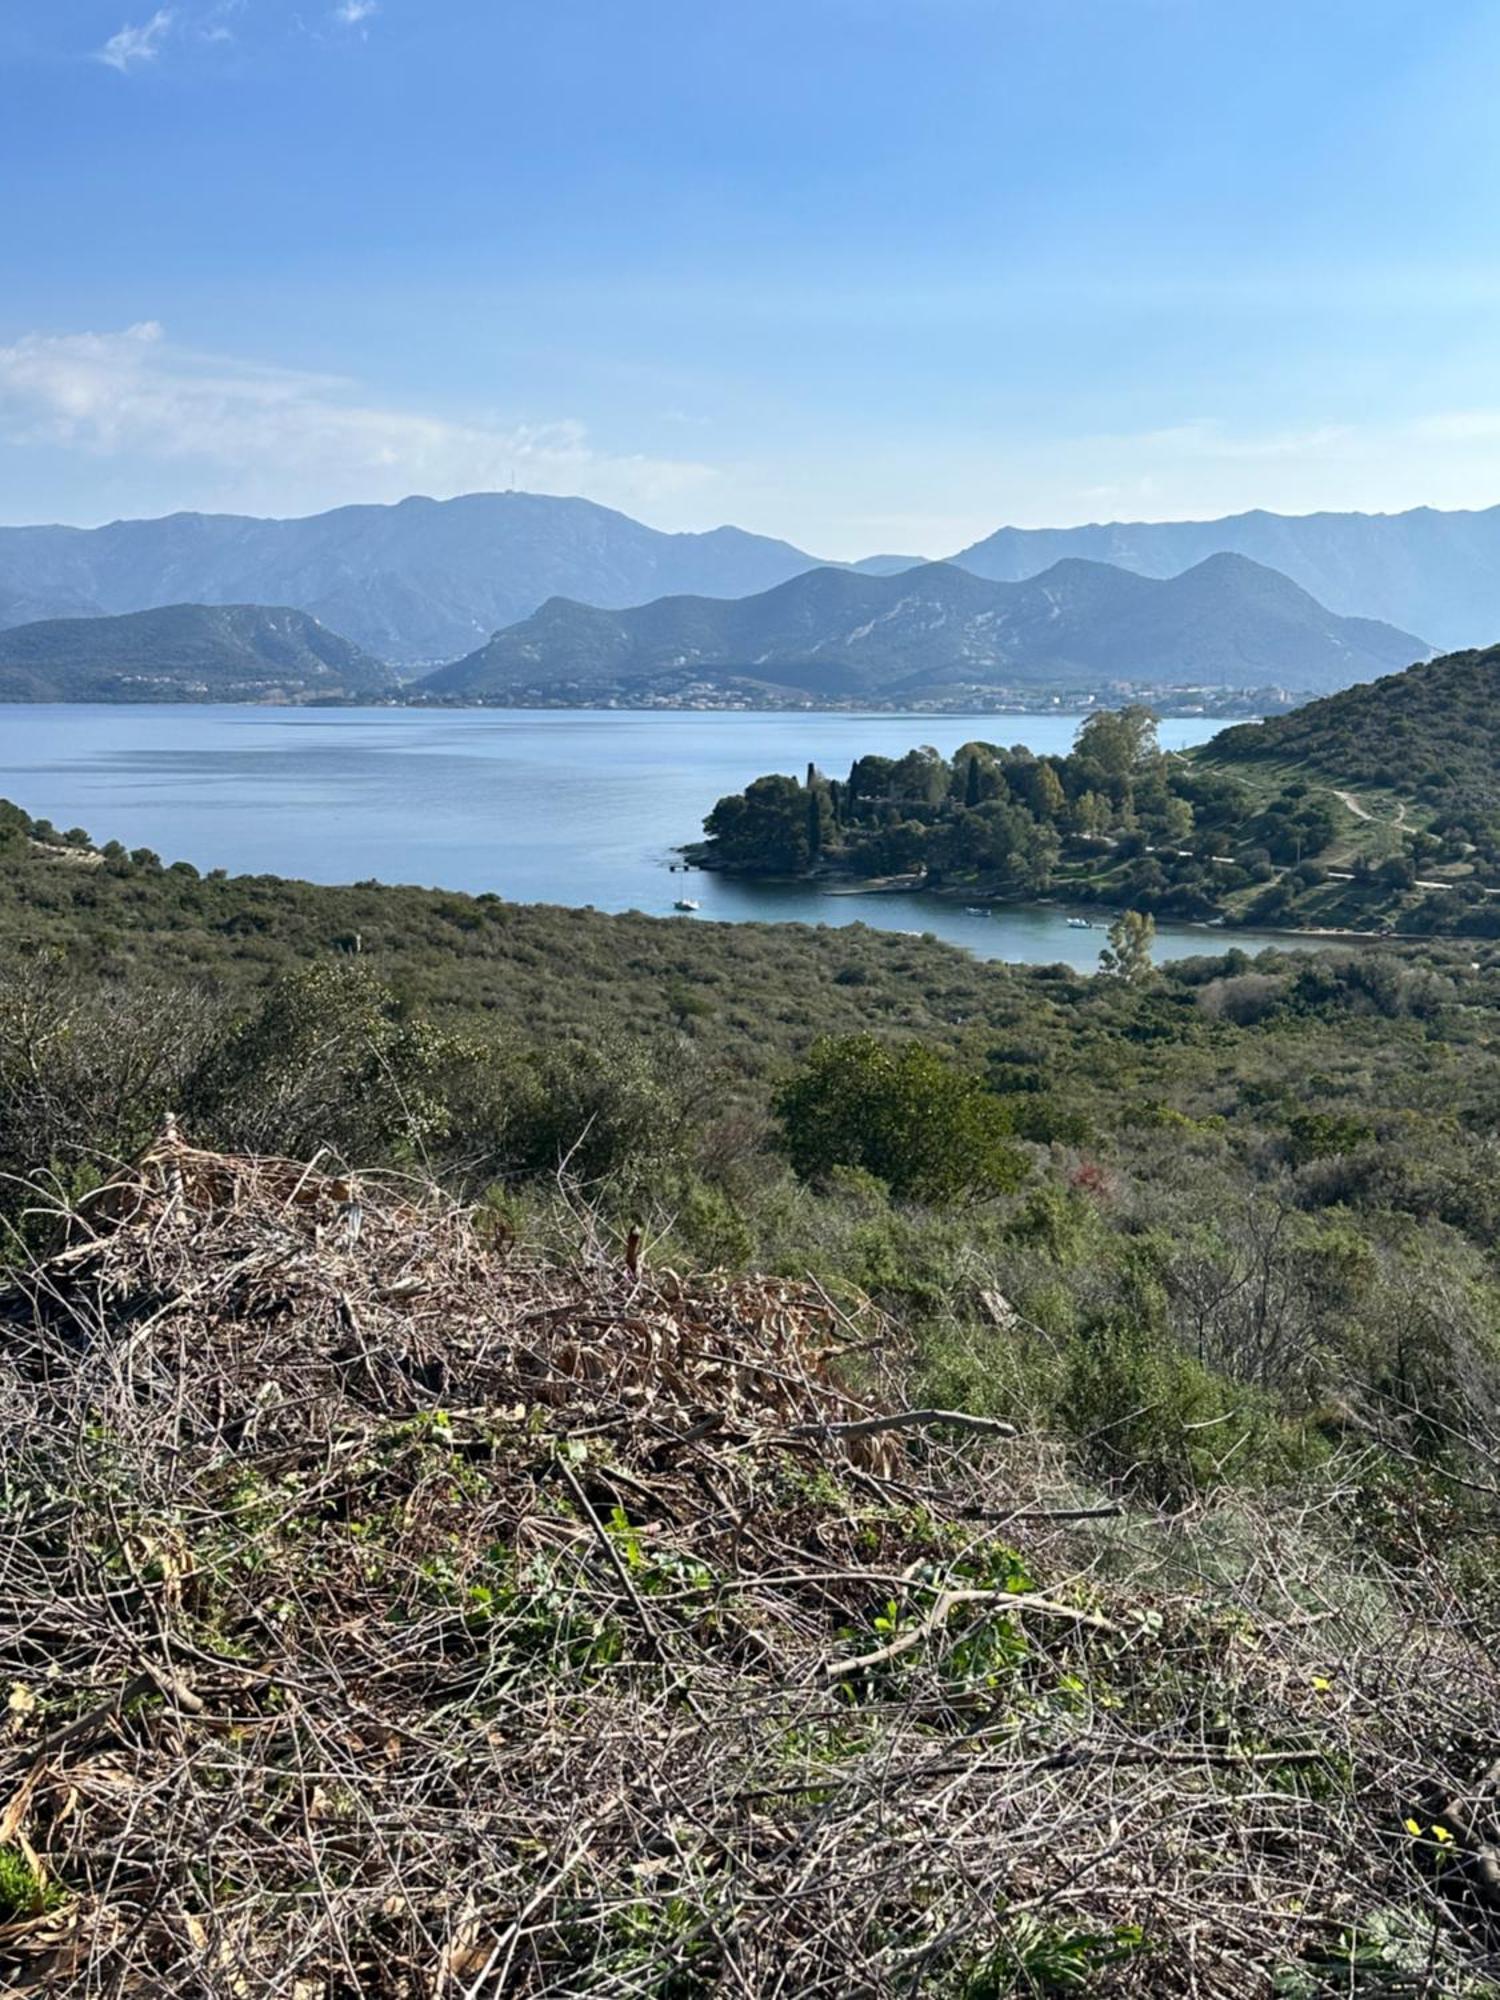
left=952, top=501, right=1500, bottom=650
left=0, top=492, right=830, bottom=667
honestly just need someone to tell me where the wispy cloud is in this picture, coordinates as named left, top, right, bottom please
left=1103, top=418, right=1356, bottom=464
left=333, top=1, right=378, bottom=25
left=96, top=8, right=175, bottom=71
left=198, top=0, right=245, bottom=43
left=0, top=322, right=716, bottom=519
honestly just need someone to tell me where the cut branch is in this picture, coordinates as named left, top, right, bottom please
left=823, top=1587, right=1121, bottom=1683
left=789, top=1407, right=1018, bottom=1444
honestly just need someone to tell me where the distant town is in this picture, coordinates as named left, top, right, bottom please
left=406, top=677, right=1302, bottom=717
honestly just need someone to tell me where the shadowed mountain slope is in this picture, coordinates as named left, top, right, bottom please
left=0, top=603, right=396, bottom=702
left=424, top=553, right=1427, bottom=702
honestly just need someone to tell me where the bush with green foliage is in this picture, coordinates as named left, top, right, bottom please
left=774, top=1034, right=1026, bottom=1202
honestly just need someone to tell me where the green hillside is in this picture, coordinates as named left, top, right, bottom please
left=0, top=602, right=396, bottom=702
left=1208, top=642, right=1500, bottom=828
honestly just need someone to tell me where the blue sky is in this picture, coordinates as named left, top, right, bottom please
left=3, top=0, right=1500, bottom=553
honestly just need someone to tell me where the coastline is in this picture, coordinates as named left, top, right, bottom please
left=686, top=857, right=1412, bottom=947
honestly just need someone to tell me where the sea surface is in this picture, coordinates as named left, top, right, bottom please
left=0, top=705, right=1314, bottom=969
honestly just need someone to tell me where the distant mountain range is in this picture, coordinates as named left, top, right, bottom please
left=1, top=492, right=1498, bottom=672
left=949, top=506, right=1500, bottom=652
left=0, top=494, right=822, bottom=668
left=0, top=604, right=395, bottom=703
left=422, top=553, right=1425, bottom=704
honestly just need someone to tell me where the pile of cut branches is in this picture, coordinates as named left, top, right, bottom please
left=0, top=1127, right=1495, bottom=1996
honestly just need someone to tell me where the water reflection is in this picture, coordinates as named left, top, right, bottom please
left=0, top=704, right=1316, bottom=967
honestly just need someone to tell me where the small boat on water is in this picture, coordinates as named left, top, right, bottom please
left=1066, top=917, right=1095, bottom=930
left=674, top=898, right=701, bottom=912
left=964, top=906, right=990, bottom=917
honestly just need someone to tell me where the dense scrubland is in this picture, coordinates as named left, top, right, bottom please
left=697, top=650, right=1500, bottom=939
left=1, top=796, right=1499, bottom=1994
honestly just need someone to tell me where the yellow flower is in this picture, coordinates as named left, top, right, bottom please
left=1404, top=1818, right=1423, bottom=1837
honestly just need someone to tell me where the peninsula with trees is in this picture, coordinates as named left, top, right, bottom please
left=690, top=641, right=1500, bottom=939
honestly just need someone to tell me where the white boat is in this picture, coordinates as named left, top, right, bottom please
left=674, top=898, right=701, bottom=912
left=964, top=906, right=989, bottom=917
left=1066, top=917, right=1094, bottom=930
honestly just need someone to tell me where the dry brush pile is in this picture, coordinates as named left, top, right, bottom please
left=0, top=1127, right=1495, bottom=1996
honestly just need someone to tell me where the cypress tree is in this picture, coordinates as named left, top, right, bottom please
left=964, top=754, right=982, bottom=809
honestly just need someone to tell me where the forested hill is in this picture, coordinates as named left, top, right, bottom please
left=0, top=603, right=396, bottom=702
left=423, top=552, right=1426, bottom=704
left=1207, top=640, right=1500, bottom=825
left=693, top=667, right=1500, bottom=938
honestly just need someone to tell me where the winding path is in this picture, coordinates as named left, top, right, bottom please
left=1331, top=787, right=1408, bottom=828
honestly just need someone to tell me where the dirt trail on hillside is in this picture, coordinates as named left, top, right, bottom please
left=1331, top=787, right=1408, bottom=828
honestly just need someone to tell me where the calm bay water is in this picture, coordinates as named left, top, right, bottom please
left=0, top=705, right=1308, bottom=969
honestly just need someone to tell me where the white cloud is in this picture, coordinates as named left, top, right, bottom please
left=333, top=1, right=378, bottom=24
left=97, top=9, right=175, bottom=71
left=0, top=322, right=717, bottom=520
left=8, top=326, right=1499, bottom=556
left=198, top=1, right=245, bottom=43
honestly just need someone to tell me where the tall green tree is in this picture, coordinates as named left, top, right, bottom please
left=1074, top=705, right=1161, bottom=779
left=1022, top=761, right=1067, bottom=820
left=703, top=774, right=809, bottom=873
left=1099, top=909, right=1156, bottom=983
left=889, top=747, right=949, bottom=806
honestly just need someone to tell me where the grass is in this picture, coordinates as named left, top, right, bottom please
left=0, top=1845, right=64, bottom=1923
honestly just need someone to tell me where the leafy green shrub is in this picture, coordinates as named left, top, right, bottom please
left=654, top=1173, right=756, bottom=1269
left=186, top=961, right=486, bottom=1163
left=1060, top=1312, right=1237, bottom=1503
left=492, top=1032, right=710, bottom=1191
left=775, top=1035, right=1025, bottom=1203
left=1003, top=1183, right=1101, bottom=1265
left=1285, top=1109, right=1374, bottom=1166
